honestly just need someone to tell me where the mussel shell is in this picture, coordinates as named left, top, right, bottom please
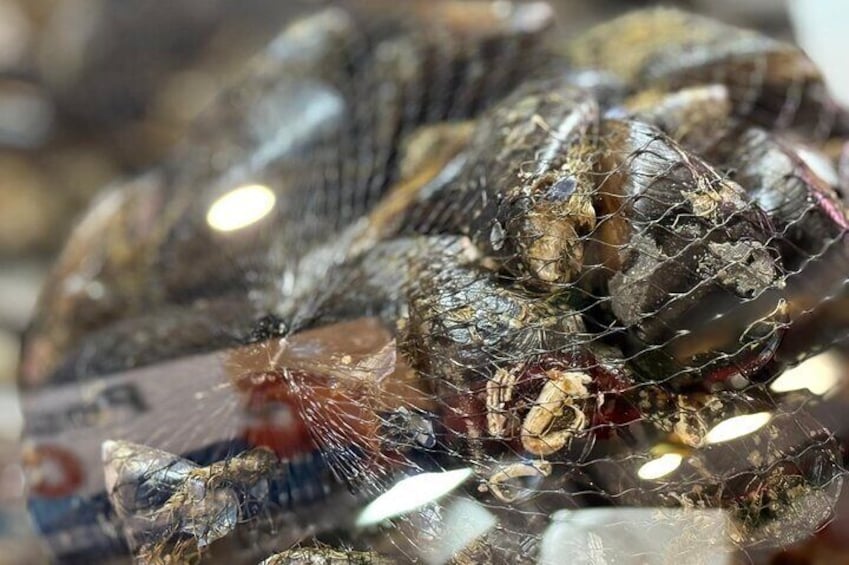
left=726, top=128, right=847, bottom=263
left=586, top=119, right=786, bottom=387
left=723, top=128, right=849, bottom=363
left=618, top=84, right=733, bottom=154
left=567, top=8, right=849, bottom=139
left=402, top=78, right=599, bottom=288
left=403, top=245, right=586, bottom=386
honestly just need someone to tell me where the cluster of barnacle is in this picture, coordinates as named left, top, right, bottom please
left=21, top=2, right=849, bottom=564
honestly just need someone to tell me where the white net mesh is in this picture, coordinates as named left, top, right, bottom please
left=17, top=3, right=849, bottom=563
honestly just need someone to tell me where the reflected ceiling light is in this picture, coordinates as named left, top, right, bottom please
left=770, top=352, right=841, bottom=396
left=206, top=184, right=276, bottom=232
left=637, top=453, right=683, bottom=480
left=355, top=468, right=472, bottom=527
left=704, top=412, right=772, bottom=445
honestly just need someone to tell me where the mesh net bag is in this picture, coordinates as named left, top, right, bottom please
left=16, top=2, right=849, bottom=563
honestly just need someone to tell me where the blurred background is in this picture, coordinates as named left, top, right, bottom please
left=0, top=0, right=847, bottom=563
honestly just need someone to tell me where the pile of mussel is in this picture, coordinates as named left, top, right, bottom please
left=18, top=3, right=849, bottom=563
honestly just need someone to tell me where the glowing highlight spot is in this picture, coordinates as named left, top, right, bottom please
left=770, top=352, right=841, bottom=396
left=356, top=468, right=472, bottom=526
left=206, top=185, right=276, bottom=232
left=704, top=412, right=772, bottom=444
left=637, top=453, right=683, bottom=480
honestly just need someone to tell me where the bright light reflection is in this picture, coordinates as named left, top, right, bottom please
left=356, top=468, right=472, bottom=527
left=637, top=453, right=683, bottom=480
left=770, top=352, right=842, bottom=396
left=704, top=412, right=772, bottom=444
left=206, top=185, right=276, bottom=232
